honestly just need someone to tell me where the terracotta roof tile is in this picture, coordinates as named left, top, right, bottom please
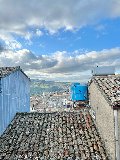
left=0, top=66, right=30, bottom=80
left=0, top=111, right=108, bottom=159
left=0, top=66, right=20, bottom=78
left=92, top=75, right=120, bottom=108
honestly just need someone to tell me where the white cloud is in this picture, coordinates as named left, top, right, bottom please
left=0, top=0, right=120, bottom=81
left=0, top=47, right=120, bottom=81
left=5, top=40, right=22, bottom=50
left=0, top=0, right=120, bottom=34
left=24, top=32, right=33, bottom=41
left=36, top=29, right=43, bottom=36
left=0, top=0, right=120, bottom=50
left=0, top=32, right=22, bottom=50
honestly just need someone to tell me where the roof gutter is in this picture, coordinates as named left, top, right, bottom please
left=114, top=110, right=120, bottom=160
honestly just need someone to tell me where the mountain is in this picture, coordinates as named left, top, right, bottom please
left=30, top=79, right=70, bottom=95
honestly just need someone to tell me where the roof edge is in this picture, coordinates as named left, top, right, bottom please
left=89, top=78, right=113, bottom=107
left=89, top=77, right=120, bottom=109
left=0, top=66, right=30, bottom=81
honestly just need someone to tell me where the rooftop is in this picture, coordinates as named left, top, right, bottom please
left=90, top=75, right=120, bottom=108
left=0, top=110, right=108, bottom=159
left=0, top=66, right=30, bottom=80
left=0, top=66, right=20, bottom=78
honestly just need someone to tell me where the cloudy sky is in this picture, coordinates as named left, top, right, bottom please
left=0, top=0, right=120, bottom=82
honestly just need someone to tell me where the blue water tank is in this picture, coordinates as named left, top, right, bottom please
left=70, top=83, right=88, bottom=101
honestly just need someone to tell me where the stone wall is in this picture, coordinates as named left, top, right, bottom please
left=89, top=81, right=115, bottom=160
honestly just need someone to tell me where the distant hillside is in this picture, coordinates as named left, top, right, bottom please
left=30, top=79, right=70, bottom=95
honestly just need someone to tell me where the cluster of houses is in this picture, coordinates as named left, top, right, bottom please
left=30, top=92, right=72, bottom=113
left=0, top=66, right=120, bottom=159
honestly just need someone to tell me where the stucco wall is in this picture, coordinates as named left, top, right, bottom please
left=0, top=70, right=30, bottom=136
left=89, top=81, right=115, bottom=160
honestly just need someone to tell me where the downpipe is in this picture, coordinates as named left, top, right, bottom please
left=114, top=110, right=120, bottom=160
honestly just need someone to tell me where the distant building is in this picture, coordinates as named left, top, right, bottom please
left=89, top=75, right=120, bottom=160
left=0, top=66, right=30, bottom=135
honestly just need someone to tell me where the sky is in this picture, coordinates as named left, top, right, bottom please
left=0, top=0, right=120, bottom=82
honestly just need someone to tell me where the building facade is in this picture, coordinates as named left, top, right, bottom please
left=0, top=66, right=30, bottom=135
left=89, top=75, right=120, bottom=160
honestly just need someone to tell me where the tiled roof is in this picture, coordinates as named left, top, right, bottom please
left=0, top=111, right=108, bottom=159
left=0, top=66, right=30, bottom=80
left=91, top=75, right=120, bottom=108
left=0, top=66, right=20, bottom=78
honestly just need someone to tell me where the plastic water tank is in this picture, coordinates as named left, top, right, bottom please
left=70, top=83, right=88, bottom=101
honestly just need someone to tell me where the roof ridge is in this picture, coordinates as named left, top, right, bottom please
left=92, top=76, right=120, bottom=109
left=0, top=66, right=30, bottom=80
